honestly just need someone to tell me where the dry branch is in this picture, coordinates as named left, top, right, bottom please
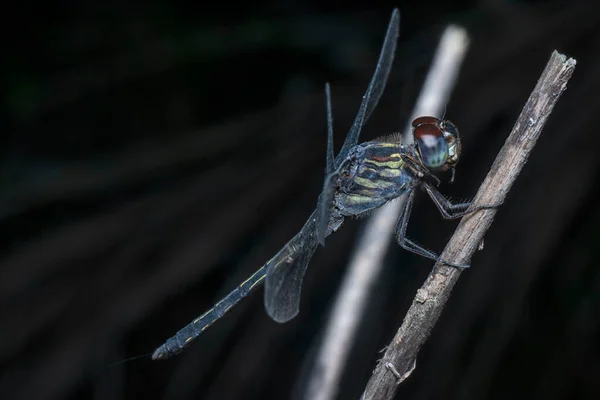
left=361, top=50, right=576, bottom=400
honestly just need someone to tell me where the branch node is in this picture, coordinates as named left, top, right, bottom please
left=415, top=289, right=429, bottom=303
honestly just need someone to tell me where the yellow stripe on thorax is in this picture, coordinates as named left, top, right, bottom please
left=354, top=176, right=395, bottom=189
left=345, top=194, right=376, bottom=204
left=363, top=158, right=403, bottom=169
left=378, top=168, right=402, bottom=178
left=359, top=165, right=402, bottom=178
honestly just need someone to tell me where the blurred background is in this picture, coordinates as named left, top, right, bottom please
left=2, top=1, right=599, bottom=399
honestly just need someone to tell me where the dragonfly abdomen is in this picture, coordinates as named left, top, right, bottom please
left=152, top=265, right=267, bottom=360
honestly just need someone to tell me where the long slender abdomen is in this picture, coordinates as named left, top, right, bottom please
left=151, top=266, right=267, bottom=360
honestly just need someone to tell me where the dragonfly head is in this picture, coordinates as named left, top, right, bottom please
left=412, top=116, right=462, bottom=182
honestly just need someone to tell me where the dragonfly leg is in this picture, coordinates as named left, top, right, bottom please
left=395, top=190, right=469, bottom=269
left=421, top=182, right=502, bottom=220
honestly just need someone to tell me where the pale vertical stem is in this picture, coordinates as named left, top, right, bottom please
left=304, top=26, right=470, bottom=400
left=402, top=26, right=470, bottom=144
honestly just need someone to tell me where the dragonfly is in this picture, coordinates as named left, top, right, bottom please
left=152, top=8, right=498, bottom=360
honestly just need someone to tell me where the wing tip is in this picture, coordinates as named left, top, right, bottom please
left=267, top=307, right=299, bottom=324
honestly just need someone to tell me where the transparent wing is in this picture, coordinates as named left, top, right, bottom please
left=265, top=211, right=320, bottom=323
left=335, top=8, right=400, bottom=168
left=317, top=83, right=337, bottom=246
left=316, top=172, right=337, bottom=246
left=266, top=8, right=400, bottom=324
left=324, top=83, right=336, bottom=175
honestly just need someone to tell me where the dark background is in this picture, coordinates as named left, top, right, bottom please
left=2, top=1, right=599, bottom=399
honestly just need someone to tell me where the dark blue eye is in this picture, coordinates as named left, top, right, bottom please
left=417, top=134, right=448, bottom=168
left=413, top=121, right=448, bottom=169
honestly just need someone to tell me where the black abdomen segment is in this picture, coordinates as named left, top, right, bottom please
left=152, top=265, right=267, bottom=360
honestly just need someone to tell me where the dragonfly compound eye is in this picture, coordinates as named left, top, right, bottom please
left=440, top=120, right=462, bottom=169
left=413, top=118, right=449, bottom=169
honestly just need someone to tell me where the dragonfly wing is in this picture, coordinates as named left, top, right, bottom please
left=317, top=83, right=337, bottom=246
left=324, top=83, right=336, bottom=175
left=316, top=172, right=337, bottom=246
left=335, top=8, right=400, bottom=168
left=265, top=211, right=320, bottom=323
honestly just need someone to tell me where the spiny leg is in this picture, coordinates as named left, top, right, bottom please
left=395, top=190, right=469, bottom=269
left=421, top=182, right=502, bottom=220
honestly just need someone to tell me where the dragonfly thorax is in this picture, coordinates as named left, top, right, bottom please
left=333, top=141, right=415, bottom=219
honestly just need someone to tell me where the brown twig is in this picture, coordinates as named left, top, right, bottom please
left=361, top=50, right=576, bottom=400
